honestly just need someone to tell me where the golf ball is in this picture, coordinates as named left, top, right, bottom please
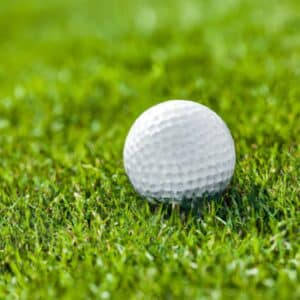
left=123, top=100, right=235, bottom=204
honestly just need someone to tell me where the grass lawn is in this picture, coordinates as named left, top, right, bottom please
left=0, top=0, right=299, bottom=299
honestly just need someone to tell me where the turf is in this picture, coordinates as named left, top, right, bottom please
left=0, top=0, right=299, bottom=299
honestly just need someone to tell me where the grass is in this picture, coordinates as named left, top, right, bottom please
left=0, top=0, right=299, bottom=299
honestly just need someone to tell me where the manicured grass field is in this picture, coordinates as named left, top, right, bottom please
left=0, top=0, right=299, bottom=299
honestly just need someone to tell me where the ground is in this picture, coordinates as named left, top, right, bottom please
left=0, top=0, right=299, bottom=299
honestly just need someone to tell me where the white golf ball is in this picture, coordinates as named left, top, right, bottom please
left=123, top=100, right=235, bottom=204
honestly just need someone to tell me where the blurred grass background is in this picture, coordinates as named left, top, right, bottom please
left=0, top=0, right=299, bottom=299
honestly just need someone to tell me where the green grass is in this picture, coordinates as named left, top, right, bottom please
left=0, top=0, right=299, bottom=299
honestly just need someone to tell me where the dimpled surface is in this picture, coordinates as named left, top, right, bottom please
left=123, top=100, right=236, bottom=203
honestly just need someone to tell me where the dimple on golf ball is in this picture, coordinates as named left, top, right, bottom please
left=123, top=100, right=235, bottom=204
